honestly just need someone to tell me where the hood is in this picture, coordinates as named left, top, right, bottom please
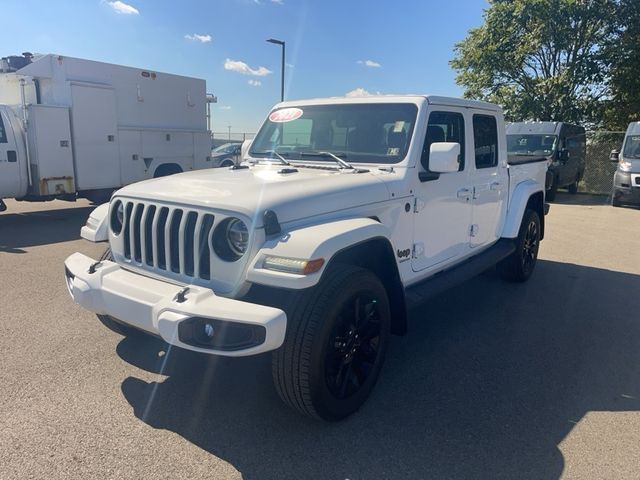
left=114, top=165, right=392, bottom=227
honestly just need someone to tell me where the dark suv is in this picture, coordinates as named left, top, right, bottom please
left=507, top=122, right=586, bottom=201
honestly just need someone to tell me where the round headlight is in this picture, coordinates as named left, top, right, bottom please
left=227, top=218, right=249, bottom=255
left=110, top=200, right=124, bottom=235
left=212, top=217, right=249, bottom=262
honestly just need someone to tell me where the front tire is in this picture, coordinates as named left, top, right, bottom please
left=272, top=265, right=391, bottom=421
left=95, top=248, right=144, bottom=337
left=498, top=208, right=541, bottom=283
left=568, top=176, right=579, bottom=194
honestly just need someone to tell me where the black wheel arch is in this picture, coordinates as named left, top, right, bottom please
left=322, top=236, right=407, bottom=336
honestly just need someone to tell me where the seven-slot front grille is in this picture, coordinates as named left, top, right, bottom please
left=119, top=202, right=216, bottom=280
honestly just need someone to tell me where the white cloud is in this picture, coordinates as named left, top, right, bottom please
left=345, top=88, right=372, bottom=98
left=271, top=0, right=284, bottom=4
left=357, top=59, right=382, bottom=68
left=286, top=63, right=294, bottom=68
left=107, top=1, right=139, bottom=15
left=224, top=58, right=272, bottom=77
left=248, top=79, right=262, bottom=87
left=254, top=0, right=284, bottom=4
left=185, top=33, right=212, bottom=43
left=219, top=105, right=232, bottom=110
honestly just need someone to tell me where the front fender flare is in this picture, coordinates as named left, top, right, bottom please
left=502, top=180, right=543, bottom=238
left=247, top=218, right=392, bottom=289
left=80, top=203, right=110, bottom=242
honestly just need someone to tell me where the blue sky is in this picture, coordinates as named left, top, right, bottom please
left=1, top=0, right=487, bottom=133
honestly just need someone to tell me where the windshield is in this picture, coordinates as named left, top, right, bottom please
left=507, top=134, right=557, bottom=156
left=249, top=103, right=418, bottom=164
left=213, top=143, right=238, bottom=154
left=622, top=135, right=640, bottom=159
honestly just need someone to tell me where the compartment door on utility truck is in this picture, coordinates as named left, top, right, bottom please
left=0, top=107, right=24, bottom=198
left=469, top=113, right=508, bottom=248
left=70, top=84, right=120, bottom=190
left=412, top=109, right=472, bottom=272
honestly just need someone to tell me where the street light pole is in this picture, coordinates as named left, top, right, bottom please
left=266, top=38, right=285, bottom=102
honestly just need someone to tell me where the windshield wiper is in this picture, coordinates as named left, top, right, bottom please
left=299, top=151, right=354, bottom=170
left=250, top=150, right=291, bottom=165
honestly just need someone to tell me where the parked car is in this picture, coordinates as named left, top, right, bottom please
left=610, top=121, right=640, bottom=207
left=507, top=121, right=586, bottom=201
left=65, top=95, right=548, bottom=421
left=210, top=142, right=242, bottom=168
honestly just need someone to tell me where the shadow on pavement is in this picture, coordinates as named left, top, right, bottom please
left=551, top=192, right=611, bottom=206
left=118, top=260, right=640, bottom=480
left=0, top=206, right=94, bottom=253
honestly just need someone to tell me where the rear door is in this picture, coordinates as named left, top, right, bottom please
left=0, top=107, right=25, bottom=198
left=469, top=112, right=508, bottom=248
left=70, top=84, right=120, bottom=190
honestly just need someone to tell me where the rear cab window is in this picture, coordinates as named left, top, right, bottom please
left=473, top=114, right=498, bottom=168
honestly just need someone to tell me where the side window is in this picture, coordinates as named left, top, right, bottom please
left=473, top=114, right=498, bottom=169
left=421, top=111, right=465, bottom=171
left=0, top=114, right=7, bottom=144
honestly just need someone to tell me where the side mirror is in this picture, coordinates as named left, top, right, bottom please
left=241, top=139, right=253, bottom=161
left=609, top=149, right=620, bottom=162
left=557, top=148, right=570, bottom=162
left=429, top=142, right=460, bottom=173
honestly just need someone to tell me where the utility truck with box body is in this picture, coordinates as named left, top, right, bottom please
left=0, top=53, right=213, bottom=211
left=64, top=95, right=548, bottom=420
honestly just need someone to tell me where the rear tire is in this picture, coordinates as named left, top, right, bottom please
left=546, top=175, right=558, bottom=201
left=272, top=265, right=391, bottom=421
left=568, top=176, right=579, bottom=194
left=95, top=248, right=144, bottom=337
left=498, top=208, right=541, bottom=283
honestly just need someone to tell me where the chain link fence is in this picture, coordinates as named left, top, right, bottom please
left=579, top=131, right=625, bottom=195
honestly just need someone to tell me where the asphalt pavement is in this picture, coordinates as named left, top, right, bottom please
left=1, top=194, right=639, bottom=480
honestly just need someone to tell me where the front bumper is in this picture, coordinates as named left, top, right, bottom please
left=64, top=252, right=287, bottom=356
left=613, top=171, right=640, bottom=206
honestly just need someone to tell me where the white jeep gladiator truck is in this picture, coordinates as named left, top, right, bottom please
left=64, top=95, right=548, bottom=421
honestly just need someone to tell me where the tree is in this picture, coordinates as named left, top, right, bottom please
left=450, top=0, right=617, bottom=125
left=603, top=0, right=640, bottom=129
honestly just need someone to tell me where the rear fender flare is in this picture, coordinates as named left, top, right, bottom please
left=502, top=180, right=544, bottom=238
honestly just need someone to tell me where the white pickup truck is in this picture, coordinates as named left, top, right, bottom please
left=64, top=95, right=548, bottom=421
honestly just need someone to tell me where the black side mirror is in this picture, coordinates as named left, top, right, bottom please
left=609, top=149, right=620, bottom=162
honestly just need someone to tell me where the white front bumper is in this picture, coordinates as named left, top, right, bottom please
left=64, top=252, right=287, bottom=356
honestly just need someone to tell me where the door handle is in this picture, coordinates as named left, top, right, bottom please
left=457, top=188, right=472, bottom=199
left=490, top=182, right=502, bottom=191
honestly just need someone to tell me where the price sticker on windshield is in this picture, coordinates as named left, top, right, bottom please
left=269, top=108, right=303, bottom=123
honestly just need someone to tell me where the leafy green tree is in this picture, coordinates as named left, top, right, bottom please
left=603, top=0, right=640, bottom=129
left=450, top=0, right=617, bottom=125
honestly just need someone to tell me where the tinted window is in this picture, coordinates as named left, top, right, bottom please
left=422, top=111, right=465, bottom=171
left=250, top=103, right=418, bottom=164
left=473, top=114, right=498, bottom=168
left=0, top=114, right=7, bottom=144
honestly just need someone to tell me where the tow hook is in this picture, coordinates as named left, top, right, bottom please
left=174, top=287, right=189, bottom=303
left=88, top=261, right=102, bottom=274
left=0, top=199, right=6, bottom=212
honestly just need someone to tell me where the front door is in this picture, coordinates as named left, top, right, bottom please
left=412, top=109, right=472, bottom=272
left=469, top=113, right=508, bottom=248
left=0, top=107, right=25, bottom=198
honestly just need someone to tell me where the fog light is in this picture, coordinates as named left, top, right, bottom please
left=262, top=256, right=325, bottom=275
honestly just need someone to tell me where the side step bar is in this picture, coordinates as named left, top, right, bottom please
left=405, top=238, right=516, bottom=310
